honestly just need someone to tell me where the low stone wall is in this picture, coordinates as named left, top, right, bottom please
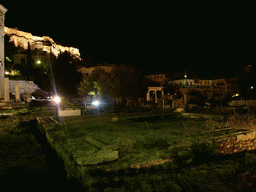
left=215, top=130, right=256, bottom=155
left=9, top=80, right=39, bottom=95
left=58, top=108, right=81, bottom=117
left=227, top=100, right=256, bottom=107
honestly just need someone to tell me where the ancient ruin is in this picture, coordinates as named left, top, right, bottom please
left=4, top=27, right=81, bottom=60
left=0, top=5, right=7, bottom=100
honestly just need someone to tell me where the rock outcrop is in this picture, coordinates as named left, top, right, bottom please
left=4, top=27, right=81, bottom=60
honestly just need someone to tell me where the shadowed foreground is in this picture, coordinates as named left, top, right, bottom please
left=0, top=133, right=83, bottom=190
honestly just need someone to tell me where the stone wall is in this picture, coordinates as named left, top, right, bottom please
left=9, top=80, right=39, bottom=95
left=227, top=100, right=256, bottom=107
left=215, top=130, right=256, bottom=155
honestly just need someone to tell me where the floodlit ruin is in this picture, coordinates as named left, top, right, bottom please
left=4, top=27, right=81, bottom=60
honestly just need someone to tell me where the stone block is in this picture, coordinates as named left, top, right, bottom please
left=228, top=100, right=246, bottom=107
left=83, top=136, right=111, bottom=150
left=237, top=132, right=256, bottom=143
left=247, top=146, right=252, bottom=151
left=76, top=150, right=118, bottom=165
left=174, top=108, right=185, bottom=112
left=248, top=143, right=254, bottom=146
left=58, top=109, right=81, bottom=117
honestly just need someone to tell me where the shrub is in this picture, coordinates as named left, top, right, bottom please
left=191, top=138, right=219, bottom=164
left=169, top=146, right=195, bottom=166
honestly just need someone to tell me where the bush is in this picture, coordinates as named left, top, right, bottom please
left=191, top=139, right=219, bottom=164
left=169, top=146, right=195, bottom=166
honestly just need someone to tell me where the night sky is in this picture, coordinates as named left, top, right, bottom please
left=2, top=2, right=255, bottom=78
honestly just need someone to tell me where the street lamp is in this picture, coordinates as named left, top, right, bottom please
left=184, top=75, right=187, bottom=88
left=36, top=60, right=41, bottom=64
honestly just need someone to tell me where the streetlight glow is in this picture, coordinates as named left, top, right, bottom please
left=37, top=60, right=41, bottom=64
left=53, top=96, right=61, bottom=103
left=92, top=100, right=99, bottom=106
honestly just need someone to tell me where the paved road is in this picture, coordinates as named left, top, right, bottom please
left=0, top=132, right=83, bottom=190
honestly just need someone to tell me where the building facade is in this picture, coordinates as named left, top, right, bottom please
left=0, top=4, right=7, bottom=99
left=168, top=78, right=212, bottom=88
left=78, top=63, right=115, bottom=76
left=145, top=74, right=166, bottom=83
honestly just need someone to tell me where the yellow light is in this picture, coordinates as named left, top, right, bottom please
left=37, top=60, right=41, bottom=64
left=53, top=96, right=61, bottom=103
left=5, top=71, right=9, bottom=75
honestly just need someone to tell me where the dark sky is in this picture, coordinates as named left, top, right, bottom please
left=2, top=2, right=255, bottom=78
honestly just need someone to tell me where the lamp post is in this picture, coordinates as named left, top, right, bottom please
left=184, top=69, right=187, bottom=88
left=184, top=75, right=187, bottom=88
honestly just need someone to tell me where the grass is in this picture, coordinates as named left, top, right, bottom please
left=3, top=106, right=256, bottom=190
left=50, top=106, right=256, bottom=190
left=52, top=111, right=223, bottom=170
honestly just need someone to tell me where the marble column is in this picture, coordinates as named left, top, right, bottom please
left=15, top=82, right=20, bottom=101
left=146, top=90, right=150, bottom=101
left=0, top=5, right=8, bottom=99
left=4, top=77, right=9, bottom=101
left=184, top=93, right=188, bottom=105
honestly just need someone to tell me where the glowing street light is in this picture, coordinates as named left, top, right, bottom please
left=36, top=60, right=41, bottom=64
left=92, top=100, right=99, bottom=106
left=53, top=96, right=61, bottom=104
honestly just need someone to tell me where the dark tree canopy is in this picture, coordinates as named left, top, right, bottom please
left=52, top=51, right=83, bottom=97
left=237, top=64, right=256, bottom=99
left=78, top=64, right=149, bottom=103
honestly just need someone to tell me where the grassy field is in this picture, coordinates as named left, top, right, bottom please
left=2, top=107, right=256, bottom=191
left=57, top=107, right=256, bottom=191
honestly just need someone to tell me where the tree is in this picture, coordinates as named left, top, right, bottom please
left=78, top=64, right=149, bottom=104
left=237, top=64, right=256, bottom=99
left=78, top=68, right=104, bottom=96
left=4, top=35, right=18, bottom=72
left=52, top=51, right=83, bottom=97
left=26, top=43, right=33, bottom=80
